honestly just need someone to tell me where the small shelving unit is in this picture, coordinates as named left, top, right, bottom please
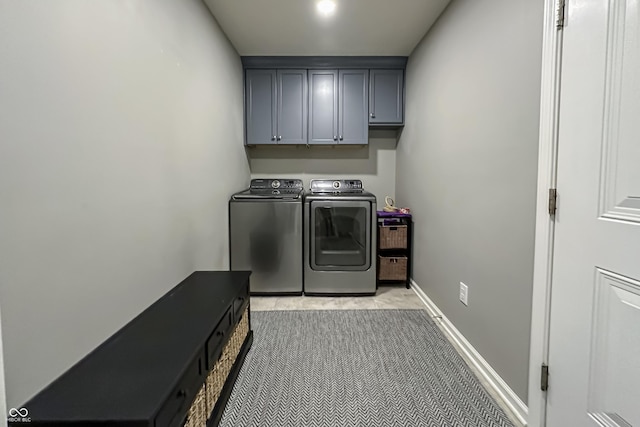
left=376, top=211, right=412, bottom=289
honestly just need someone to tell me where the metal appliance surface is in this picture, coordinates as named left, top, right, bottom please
left=230, top=179, right=304, bottom=295
left=304, top=179, right=377, bottom=295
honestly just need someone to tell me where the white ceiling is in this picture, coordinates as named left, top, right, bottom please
left=204, top=0, right=452, bottom=56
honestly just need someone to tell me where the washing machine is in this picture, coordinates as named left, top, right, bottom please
left=229, top=178, right=304, bottom=295
left=304, top=179, right=377, bottom=295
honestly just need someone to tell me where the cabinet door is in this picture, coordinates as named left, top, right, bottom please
left=369, top=69, right=404, bottom=125
left=339, top=69, right=368, bottom=145
left=308, top=70, right=338, bottom=144
left=277, top=69, right=307, bottom=144
left=245, top=69, right=277, bottom=145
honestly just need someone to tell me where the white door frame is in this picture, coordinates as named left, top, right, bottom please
left=527, top=0, right=564, bottom=426
left=0, top=305, right=7, bottom=427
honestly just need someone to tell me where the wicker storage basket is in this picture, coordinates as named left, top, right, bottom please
left=379, top=224, right=408, bottom=249
left=184, top=384, right=207, bottom=427
left=205, top=308, right=249, bottom=418
left=378, top=255, right=408, bottom=281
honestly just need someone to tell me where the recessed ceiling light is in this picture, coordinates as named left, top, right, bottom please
left=316, top=0, right=336, bottom=16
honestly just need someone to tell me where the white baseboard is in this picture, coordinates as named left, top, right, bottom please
left=410, top=279, right=528, bottom=426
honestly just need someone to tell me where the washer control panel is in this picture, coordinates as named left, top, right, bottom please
left=250, top=179, right=304, bottom=191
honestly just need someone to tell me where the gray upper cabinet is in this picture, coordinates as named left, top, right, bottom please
left=308, top=70, right=338, bottom=144
left=245, top=69, right=276, bottom=145
left=369, top=69, right=404, bottom=125
left=245, top=69, right=307, bottom=145
left=309, top=69, right=368, bottom=145
left=339, top=70, right=369, bottom=145
left=277, top=70, right=307, bottom=144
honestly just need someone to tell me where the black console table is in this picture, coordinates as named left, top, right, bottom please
left=11, top=271, right=253, bottom=427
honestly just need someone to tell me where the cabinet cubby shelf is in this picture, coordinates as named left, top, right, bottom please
left=377, top=211, right=412, bottom=289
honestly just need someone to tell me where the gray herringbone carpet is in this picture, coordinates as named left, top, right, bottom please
left=220, top=310, right=515, bottom=427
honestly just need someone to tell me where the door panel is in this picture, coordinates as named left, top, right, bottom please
left=598, top=0, right=640, bottom=224
left=245, top=69, right=276, bottom=145
left=587, top=270, right=640, bottom=426
left=277, top=69, right=307, bottom=145
left=308, top=70, right=338, bottom=144
left=547, top=0, right=640, bottom=425
left=339, top=69, right=368, bottom=145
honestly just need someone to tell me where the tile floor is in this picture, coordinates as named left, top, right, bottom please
left=250, top=284, right=526, bottom=427
left=251, top=285, right=424, bottom=311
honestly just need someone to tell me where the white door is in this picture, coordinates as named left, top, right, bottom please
left=547, top=0, right=640, bottom=425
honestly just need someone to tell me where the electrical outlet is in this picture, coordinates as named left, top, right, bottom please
left=459, top=282, right=469, bottom=306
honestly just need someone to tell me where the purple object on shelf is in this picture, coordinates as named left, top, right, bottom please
left=377, top=210, right=412, bottom=218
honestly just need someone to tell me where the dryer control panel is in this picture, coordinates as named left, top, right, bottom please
left=310, top=179, right=363, bottom=193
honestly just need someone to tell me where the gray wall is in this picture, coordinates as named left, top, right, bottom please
left=249, top=130, right=397, bottom=203
left=396, top=0, right=542, bottom=401
left=0, top=0, right=249, bottom=406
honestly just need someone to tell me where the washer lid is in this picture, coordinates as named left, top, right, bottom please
left=232, top=188, right=303, bottom=200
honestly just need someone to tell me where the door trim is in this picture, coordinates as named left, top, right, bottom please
left=528, top=0, right=563, bottom=426
left=0, top=305, right=6, bottom=422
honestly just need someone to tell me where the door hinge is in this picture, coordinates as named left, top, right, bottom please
left=548, top=188, right=558, bottom=216
left=556, top=0, right=566, bottom=29
left=541, top=364, right=549, bottom=391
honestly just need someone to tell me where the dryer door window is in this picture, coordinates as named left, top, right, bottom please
left=310, top=200, right=371, bottom=271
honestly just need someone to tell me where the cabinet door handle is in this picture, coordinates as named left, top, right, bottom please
left=271, top=135, right=276, bottom=141
left=339, top=135, right=343, bottom=141
left=370, top=113, right=375, bottom=118
left=333, top=135, right=337, bottom=141
left=277, top=135, right=282, bottom=141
